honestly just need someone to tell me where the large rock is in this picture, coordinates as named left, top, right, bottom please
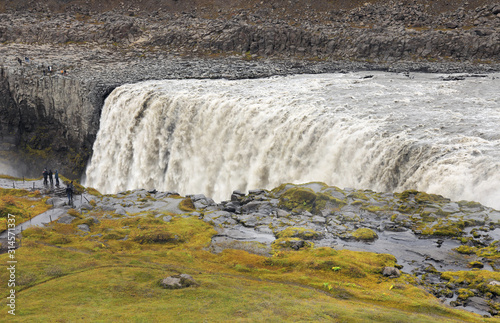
left=160, top=274, right=199, bottom=289
left=382, top=267, right=401, bottom=278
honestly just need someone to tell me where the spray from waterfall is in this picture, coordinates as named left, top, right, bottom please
left=84, top=73, right=500, bottom=209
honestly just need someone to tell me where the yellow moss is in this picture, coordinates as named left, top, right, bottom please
left=178, top=198, right=196, bottom=212
left=0, top=189, right=51, bottom=228
left=454, top=245, right=476, bottom=255
left=415, top=192, right=449, bottom=204
left=86, top=187, right=102, bottom=196
left=421, top=220, right=464, bottom=237
left=276, top=227, right=322, bottom=240
left=352, top=228, right=378, bottom=241
left=348, top=191, right=369, bottom=200
left=66, top=208, right=81, bottom=218
left=278, top=187, right=317, bottom=212
left=272, top=238, right=314, bottom=251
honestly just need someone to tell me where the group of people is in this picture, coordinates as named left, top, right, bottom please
left=16, top=57, right=68, bottom=77
left=42, top=168, right=74, bottom=204
left=42, top=168, right=59, bottom=186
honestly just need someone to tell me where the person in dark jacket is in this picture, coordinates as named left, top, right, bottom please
left=55, top=170, right=59, bottom=186
left=49, top=170, right=53, bottom=185
left=66, top=182, right=73, bottom=205
left=43, top=168, right=48, bottom=186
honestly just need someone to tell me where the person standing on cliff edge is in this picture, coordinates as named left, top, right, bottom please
left=42, top=168, right=48, bottom=186
left=55, top=170, right=59, bottom=186
left=66, top=182, right=73, bottom=205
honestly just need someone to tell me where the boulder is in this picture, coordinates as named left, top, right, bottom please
left=231, top=190, right=246, bottom=202
left=160, top=274, right=199, bottom=289
left=77, top=224, right=90, bottom=232
left=115, top=208, right=127, bottom=216
left=382, top=266, right=401, bottom=278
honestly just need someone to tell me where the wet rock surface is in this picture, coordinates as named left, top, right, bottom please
left=195, top=182, right=500, bottom=316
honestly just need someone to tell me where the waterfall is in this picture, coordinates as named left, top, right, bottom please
left=84, top=73, right=500, bottom=209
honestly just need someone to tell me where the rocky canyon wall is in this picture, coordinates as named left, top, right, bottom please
left=1, top=1, right=500, bottom=178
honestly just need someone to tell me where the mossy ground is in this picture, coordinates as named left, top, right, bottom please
left=0, top=188, right=50, bottom=230
left=0, top=183, right=497, bottom=322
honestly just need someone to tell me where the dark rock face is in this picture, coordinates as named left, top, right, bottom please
left=0, top=65, right=107, bottom=176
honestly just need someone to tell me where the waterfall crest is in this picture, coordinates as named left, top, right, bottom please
left=85, top=73, right=500, bottom=208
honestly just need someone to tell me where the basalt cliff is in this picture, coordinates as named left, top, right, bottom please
left=0, top=0, right=500, bottom=177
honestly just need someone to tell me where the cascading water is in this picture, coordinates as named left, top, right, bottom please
left=84, top=72, right=500, bottom=209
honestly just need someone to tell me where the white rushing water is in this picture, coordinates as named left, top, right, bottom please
left=84, top=72, right=500, bottom=209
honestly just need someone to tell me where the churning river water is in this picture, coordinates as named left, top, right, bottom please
left=84, top=72, right=500, bottom=209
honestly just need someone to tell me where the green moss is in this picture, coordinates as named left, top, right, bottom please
left=313, top=192, right=346, bottom=213
left=454, top=245, right=476, bottom=255
left=278, top=187, right=317, bottom=212
left=178, top=198, right=196, bottom=212
left=86, top=187, right=102, bottom=196
left=348, top=191, right=369, bottom=200
left=457, top=288, right=475, bottom=300
left=415, top=192, right=449, bottom=204
left=458, top=200, right=483, bottom=209
left=352, top=228, right=378, bottom=242
left=397, top=190, right=419, bottom=200
left=131, top=229, right=180, bottom=244
left=272, top=238, right=314, bottom=251
left=397, top=203, right=418, bottom=214
left=421, top=220, right=464, bottom=237
left=362, top=205, right=389, bottom=213
left=468, top=261, right=484, bottom=269
left=277, top=227, right=322, bottom=240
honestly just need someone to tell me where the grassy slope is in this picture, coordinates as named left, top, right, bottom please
left=0, top=188, right=497, bottom=322
left=0, top=188, right=50, bottom=231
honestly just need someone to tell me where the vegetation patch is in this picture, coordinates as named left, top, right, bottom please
left=0, top=188, right=50, bottom=229
left=276, top=227, right=323, bottom=240
left=420, top=220, right=465, bottom=237
left=352, top=228, right=378, bottom=242
left=278, top=186, right=346, bottom=214
left=178, top=197, right=196, bottom=212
